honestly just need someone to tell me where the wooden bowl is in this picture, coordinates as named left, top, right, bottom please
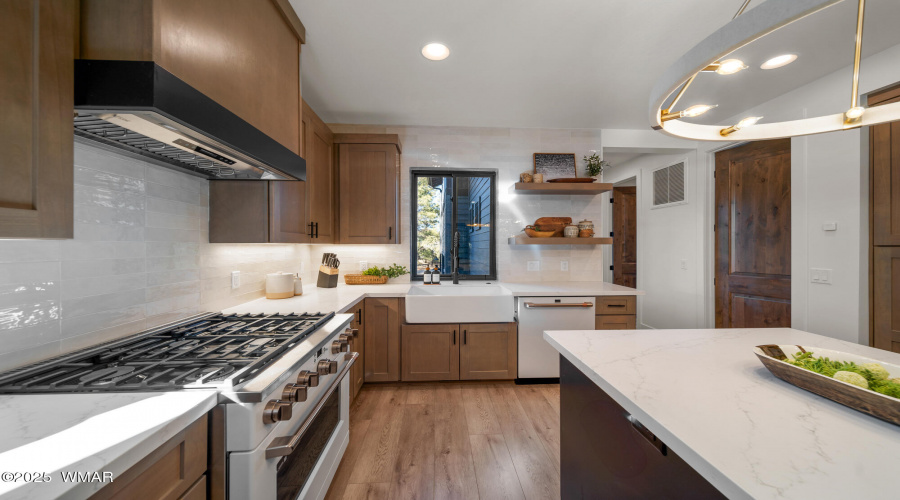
left=755, top=344, right=900, bottom=426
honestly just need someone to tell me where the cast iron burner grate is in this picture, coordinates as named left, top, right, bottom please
left=0, top=312, right=334, bottom=394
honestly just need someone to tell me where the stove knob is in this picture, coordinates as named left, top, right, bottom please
left=297, top=370, right=319, bottom=387
left=263, top=400, right=293, bottom=424
left=339, top=333, right=351, bottom=343
left=346, top=328, right=359, bottom=338
left=331, top=339, right=349, bottom=354
left=281, top=383, right=308, bottom=403
left=318, top=358, right=338, bottom=374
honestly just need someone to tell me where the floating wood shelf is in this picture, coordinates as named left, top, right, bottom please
left=508, top=234, right=613, bottom=246
left=511, top=182, right=613, bottom=195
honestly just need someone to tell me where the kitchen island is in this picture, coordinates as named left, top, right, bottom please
left=544, top=327, right=900, bottom=499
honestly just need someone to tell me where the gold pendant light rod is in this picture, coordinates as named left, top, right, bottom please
left=733, top=0, right=753, bottom=19
left=662, top=73, right=698, bottom=116
left=844, top=0, right=866, bottom=126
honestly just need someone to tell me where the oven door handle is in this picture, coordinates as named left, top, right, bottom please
left=265, top=352, right=358, bottom=459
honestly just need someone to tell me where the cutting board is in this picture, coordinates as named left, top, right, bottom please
left=534, top=217, right=572, bottom=237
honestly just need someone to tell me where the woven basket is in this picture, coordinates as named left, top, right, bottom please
left=344, top=274, right=389, bottom=285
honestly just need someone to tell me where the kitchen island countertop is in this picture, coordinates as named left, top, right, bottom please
left=544, top=327, right=900, bottom=499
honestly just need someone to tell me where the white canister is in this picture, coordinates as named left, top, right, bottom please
left=266, top=272, right=295, bottom=299
left=293, top=274, right=303, bottom=296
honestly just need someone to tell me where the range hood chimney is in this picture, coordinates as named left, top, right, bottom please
left=74, top=60, right=306, bottom=180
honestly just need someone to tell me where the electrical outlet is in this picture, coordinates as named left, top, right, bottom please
left=231, top=271, right=240, bottom=289
left=527, top=261, right=540, bottom=272
left=560, top=261, right=569, bottom=271
left=810, top=268, right=832, bottom=284
left=299, top=261, right=305, bottom=273
left=359, top=261, right=368, bottom=271
left=680, top=259, right=688, bottom=270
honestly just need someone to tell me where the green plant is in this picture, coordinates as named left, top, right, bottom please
left=584, top=153, right=610, bottom=178
left=361, top=264, right=409, bottom=279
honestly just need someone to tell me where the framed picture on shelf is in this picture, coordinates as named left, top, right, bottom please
left=533, top=153, right=577, bottom=181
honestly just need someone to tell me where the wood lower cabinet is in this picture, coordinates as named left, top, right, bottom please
left=364, top=298, right=401, bottom=382
left=399, top=322, right=517, bottom=381
left=336, top=135, right=401, bottom=244
left=348, top=299, right=366, bottom=401
left=459, top=323, right=518, bottom=380
left=92, top=415, right=208, bottom=500
left=401, top=324, right=460, bottom=381
left=0, top=0, right=76, bottom=238
left=596, top=296, right=637, bottom=330
left=209, top=180, right=307, bottom=243
left=302, top=100, right=336, bottom=242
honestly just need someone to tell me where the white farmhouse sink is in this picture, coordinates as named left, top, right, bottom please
left=405, top=284, right=515, bottom=323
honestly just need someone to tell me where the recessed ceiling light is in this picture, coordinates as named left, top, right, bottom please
left=422, top=43, right=450, bottom=61
left=760, top=54, right=798, bottom=70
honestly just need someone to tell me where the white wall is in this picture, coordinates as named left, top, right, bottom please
left=321, top=125, right=607, bottom=283
left=0, top=143, right=312, bottom=372
left=608, top=42, right=900, bottom=343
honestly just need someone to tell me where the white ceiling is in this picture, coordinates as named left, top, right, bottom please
left=291, top=0, right=900, bottom=130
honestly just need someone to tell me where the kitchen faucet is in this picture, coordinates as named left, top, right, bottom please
left=451, top=231, right=460, bottom=284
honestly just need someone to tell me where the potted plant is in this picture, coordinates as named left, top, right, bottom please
left=584, top=153, right=610, bottom=179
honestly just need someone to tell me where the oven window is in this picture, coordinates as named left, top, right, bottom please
left=276, top=387, right=340, bottom=500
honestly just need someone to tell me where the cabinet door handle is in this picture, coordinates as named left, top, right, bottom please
left=314, top=222, right=319, bottom=238
left=453, top=330, right=456, bottom=345
left=308, top=222, right=315, bottom=239
left=463, top=329, right=467, bottom=345
left=356, top=308, right=361, bottom=323
left=388, top=226, right=392, bottom=240
left=606, top=304, right=626, bottom=308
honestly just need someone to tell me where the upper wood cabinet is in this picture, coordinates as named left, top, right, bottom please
left=0, top=0, right=76, bottom=239
left=301, top=101, right=336, bottom=242
left=79, top=0, right=305, bottom=154
left=336, top=135, right=401, bottom=244
left=209, top=180, right=308, bottom=243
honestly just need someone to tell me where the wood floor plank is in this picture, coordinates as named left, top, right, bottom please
left=462, top=385, right=502, bottom=435
left=434, top=404, right=479, bottom=500
left=348, top=386, right=407, bottom=484
left=389, top=404, right=435, bottom=499
left=539, top=384, right=560, bottom=414
left=406, top=385, right=436, bottom=405
left=489, top=385, right=561, bottom=500
left=325, top=419, right=372, bottom=500
left=515, top=386, right=561, bottom=475
left=343, top=482, right=391, bottom=500
left=433, top=383, right=464, bottom=405
left=470, top=434, right=526, bottom=500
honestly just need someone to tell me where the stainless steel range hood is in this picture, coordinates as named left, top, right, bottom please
left=74, top=60, right=306, bottom=180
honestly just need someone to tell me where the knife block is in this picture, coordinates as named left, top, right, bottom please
left=317, top=265, right=339, bottom=288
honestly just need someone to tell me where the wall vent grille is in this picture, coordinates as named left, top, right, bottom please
left=652, top=161, right=686, bottom=208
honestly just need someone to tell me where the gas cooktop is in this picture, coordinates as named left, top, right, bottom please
left=0, top=312, right=335, bottom=394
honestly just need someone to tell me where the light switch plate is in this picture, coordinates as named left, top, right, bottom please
left=560, top=261, right=569, bottom=271
left=527, top=261, right=540, bottom=271
left=822, top=222, right=838, bottom=231
left=810, top=268, right=832, bottom=284
left=231, top=271, right=240, bottom=289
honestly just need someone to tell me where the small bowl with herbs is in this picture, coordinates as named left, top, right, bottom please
left=344, top=264, right=409, bottom=285
left=755, top=344, right=900, bottom=426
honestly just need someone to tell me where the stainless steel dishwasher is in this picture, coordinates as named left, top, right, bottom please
left=516, top=296, right=595, bottom=380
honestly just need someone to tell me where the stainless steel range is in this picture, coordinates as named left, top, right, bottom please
left=0, top=311, right=357, bottom=500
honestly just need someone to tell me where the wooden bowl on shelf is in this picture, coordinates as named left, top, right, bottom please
left=525, top=227, right=556, bottom=238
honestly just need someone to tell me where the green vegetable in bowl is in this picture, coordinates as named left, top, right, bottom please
left=787, top=351, right=900, bottom=400
left=361, top=264, right=409, bottom=279
left=834, top=371, right=868, bottom=389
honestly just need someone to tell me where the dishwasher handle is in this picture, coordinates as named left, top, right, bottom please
left=524, top=302, right=593, bottom=308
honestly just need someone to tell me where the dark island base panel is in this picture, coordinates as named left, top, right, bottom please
left=560, top=356, right=727, bottom=499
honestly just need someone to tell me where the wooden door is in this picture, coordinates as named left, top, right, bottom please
left=459, top=323, right=517, bottom=380
left=302, top=101, right=336, bottom=242
left=208, top=181, right=269, bottom=243
left=364, top=298, right=400, bottom=382
left=612, top=186, right=637, bottom=288
left=400, top=324, right=459, bottom=381
left=268, top=181, right=309, bottom=243
left=0, top=0, right=76, bottom=238
left=870, top=84, right=900, bottom=352
left=338, top=143, right=399, bottom=244
left=715, top=139, right=792, bottom=328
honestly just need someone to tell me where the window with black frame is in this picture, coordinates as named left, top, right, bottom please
left=411, top=170, right=496, bottom=280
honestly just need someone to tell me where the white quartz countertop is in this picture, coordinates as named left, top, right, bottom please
left=544, top=327, right=900, bottom=500
left=0, top=391, right=217, bottom=500
left=224, top=281, right=642, bottom=315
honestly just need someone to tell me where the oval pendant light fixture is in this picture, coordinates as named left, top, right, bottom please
left=649, top=0, right=900, bottom=141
